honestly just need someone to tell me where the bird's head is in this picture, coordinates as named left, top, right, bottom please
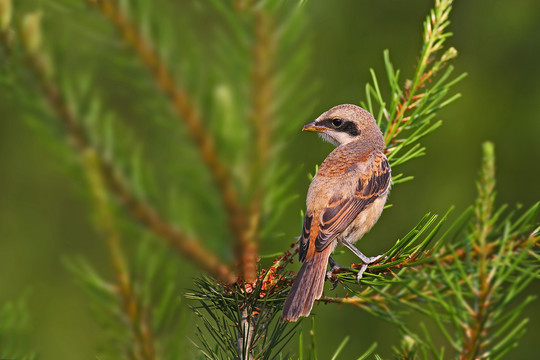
left=303, top=104, right=385, bottom=148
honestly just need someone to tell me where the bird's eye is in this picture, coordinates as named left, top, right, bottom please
left=332, top=119, right=343, bottom=127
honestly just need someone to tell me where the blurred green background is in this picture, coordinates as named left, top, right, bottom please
left=1, top=0, right=539, bottom=359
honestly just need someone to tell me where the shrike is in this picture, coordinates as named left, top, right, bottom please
left=282, top=104, right=391, bottom=322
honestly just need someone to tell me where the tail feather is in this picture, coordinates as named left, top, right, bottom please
left=281, top=247, right=331, bottom=321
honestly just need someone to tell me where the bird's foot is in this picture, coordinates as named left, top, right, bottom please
left=326, top=257, right=344, bottom=290
left=356, top=254, right=385, bottom=285
left=365, top=254, right=384, bottom=264
left=356, top=263, right=368, bottom=284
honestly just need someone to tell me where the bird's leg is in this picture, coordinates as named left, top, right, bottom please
left=341, top=239, right=384, bottom=264
left=327, top=256, right=343, bottom=275
left=341, top=240, right=384, bottom=284
left=326, top=257, right=344, bottom=290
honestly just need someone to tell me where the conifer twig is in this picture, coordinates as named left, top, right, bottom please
left=320, top=225, right=539, bottom=311
left=17, top=12, right=236, bottom=283
left=321, top=143, right=539, bottom=358
left=84, top=0, right=252, bottom=281
left=384, top=0, right=456, bottom=146
left=461, top=142, right=495, bottom=360
left=242, top=8, right=276, bottom=283
left=83, top=150, right=156, bottom=360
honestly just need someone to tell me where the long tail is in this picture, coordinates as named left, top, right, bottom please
left=281, top=247, right=332, bottom=321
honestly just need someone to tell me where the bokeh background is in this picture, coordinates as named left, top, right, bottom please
left=1, top=0, right=539, bottom=359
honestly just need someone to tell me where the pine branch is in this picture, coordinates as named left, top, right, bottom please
left=384, top=0, right=456, bottom=144
left=83, top=149, right=156, bottom=360
left=320, top=195, right=538, bottom=313
left=459, top=142, right=496, bottom=359
left=14, top=12, right=235, bottom=283
left=271, top=210, right=459, bottom=314
left=67, top=240, right=188, bottom=359
left=453, top=144, right=538, bottom=359
left=242, top=7, right=276, bottom=283
left=460, top=142, right=504, bottom=359
left=362, top=0, right=465, bottom=176
left=325, top=142, right=539, bottom=359
left=187, top=273, right=296, bottom=360
left=318, top=210, right=461, bottom=314
left=84, top=0, right=253, bottom=281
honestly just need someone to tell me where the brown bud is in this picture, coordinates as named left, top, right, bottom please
left=441, top=46, right=458, bottom=63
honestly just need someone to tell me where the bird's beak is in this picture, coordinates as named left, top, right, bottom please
left=302, top=121, right=325, bottom=133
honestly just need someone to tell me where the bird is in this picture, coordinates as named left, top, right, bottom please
left=281, top=104, right=391, bottom=322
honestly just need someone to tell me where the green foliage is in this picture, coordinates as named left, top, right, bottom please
left=187, top=274, right=295, bottom=359
left=321, top=143, right=539, bottom=360
left=0, top=297, right=36, bottom=360
left=374, top=145, right=536, bottom=359
left=67, top=234, right=188, bottom=359
left=362, top=0, right=466, bottom=184
left=387, top=143, right=539, bottom=360
left=0, top=0, right=538, bottom=359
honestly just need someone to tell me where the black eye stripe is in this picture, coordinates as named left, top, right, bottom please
left=342, top=122, right=360, bottom=136
left=319, top=118, right=360, bottom=136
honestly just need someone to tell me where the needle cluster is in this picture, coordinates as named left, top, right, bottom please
left=323, top=143, right=539, bottom=359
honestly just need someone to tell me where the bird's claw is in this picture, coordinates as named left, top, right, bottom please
left=366, top=254, right=385, bottom=264
left=356, top=254, right=386, bottom=285
left=326, top=264, right=343, bottom=290
left=326, top=266, right=340, bottom=280
left=356, top=263, right=368, bottom=285
left=329, top=278, right=339, bottom=291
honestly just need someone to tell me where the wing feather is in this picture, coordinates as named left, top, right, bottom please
left=298, top=214, right=313, bottom=262
left=314, top=155, right=390, bottom=252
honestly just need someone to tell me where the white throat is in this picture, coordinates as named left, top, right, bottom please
left=318, top=131, right=356, bottom=146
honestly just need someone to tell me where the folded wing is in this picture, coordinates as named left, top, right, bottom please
left=315, top=154, right=390, bottom=252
